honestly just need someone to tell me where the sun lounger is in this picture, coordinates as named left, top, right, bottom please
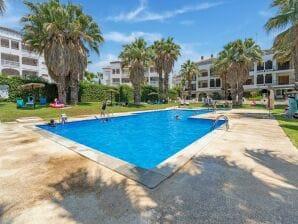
left=16, top=98, right=24, bottom=108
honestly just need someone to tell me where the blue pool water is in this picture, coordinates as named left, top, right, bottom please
left=38, top=109, right=223, bottom=169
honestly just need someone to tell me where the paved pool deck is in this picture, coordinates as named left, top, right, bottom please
left=0, top=108, right=297, bottom=224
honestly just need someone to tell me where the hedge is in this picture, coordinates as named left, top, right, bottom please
left=0, top=75, right=57, bottom=102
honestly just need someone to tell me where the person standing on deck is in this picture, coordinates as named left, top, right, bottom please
left=101, top=99, right=107, bottom=117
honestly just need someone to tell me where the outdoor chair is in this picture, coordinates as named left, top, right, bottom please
left=26, top=97, right=35, bottom=109
left=16, top=99, right=24, bottom=108
left=39, top=97, right=47, bottom=106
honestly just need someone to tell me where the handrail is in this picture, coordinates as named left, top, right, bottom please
left=212, top=115, right=229, bottom=131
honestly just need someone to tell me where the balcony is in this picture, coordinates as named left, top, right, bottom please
left=1, top=59, right=20, bottom=67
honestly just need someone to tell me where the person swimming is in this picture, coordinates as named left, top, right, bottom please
left=175, top=115, right=181, bottom=120
left=48, top=119, right=56, bottom=127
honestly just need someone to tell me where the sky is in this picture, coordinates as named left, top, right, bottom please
left=0, top=0, right=278, bottom=73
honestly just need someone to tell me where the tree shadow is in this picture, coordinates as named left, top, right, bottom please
left=43, top=149, right=298, bottom=223
left=280, top=123, right=298, bottom=131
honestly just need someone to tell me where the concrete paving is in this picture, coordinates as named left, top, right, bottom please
left=0, top=109, right=297, bottom=224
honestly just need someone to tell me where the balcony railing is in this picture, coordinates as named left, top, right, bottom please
left=1, top=59, right=20, bottom=67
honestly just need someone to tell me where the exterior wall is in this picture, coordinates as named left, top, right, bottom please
left=102, top=61, right=173, bottom=88
left=0, top=27, right=50, bottom=82
left=193, top=54, right=295, bottom=100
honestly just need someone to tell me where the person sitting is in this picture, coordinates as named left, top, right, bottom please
left=48, top=119, right=56, bottom=127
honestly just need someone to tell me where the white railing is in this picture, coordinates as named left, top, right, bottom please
left=1, top=59, right=20, bottom=67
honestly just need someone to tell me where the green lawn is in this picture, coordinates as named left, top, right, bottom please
left=272, top=106, right=298, bottom=149
left=0, top=102, right=196, bottom=122
left=0, top=102, right=297, bottom=149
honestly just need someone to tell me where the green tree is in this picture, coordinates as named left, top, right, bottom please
left=22, top=0, right=103, bottom=104
left=84, top=71, right=98, bottom=83
left=216, top=39, right=263, bottom=105
left=0, top=0, right=5, bottom=15
left=180, top=60, right=199, bottom=99
left=151, top=37, right=180, bottom=102
left=119, top=38, right=152, bottom=104
left=265, top=0, right=298, bottom=90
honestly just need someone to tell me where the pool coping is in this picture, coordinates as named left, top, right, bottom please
left=25, top=108, right=227, bottom=189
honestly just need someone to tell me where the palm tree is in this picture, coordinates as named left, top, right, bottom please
left=265, top=0, right=298, bottom=90
left=22, top=0, right=103, bottom=104
left=0, top=0, right=5, bottom=15
left=152, top=39, right=166, bottom=101
left=216, top=39, right=263, bottom=105
left=180, top=60, right=199, bottom=99
left=163, top=38, right=181, bottom=102
left=119, top=38, right=152, bottom=104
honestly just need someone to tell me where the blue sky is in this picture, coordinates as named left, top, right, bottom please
left=1, top=0, right=277, bottom=72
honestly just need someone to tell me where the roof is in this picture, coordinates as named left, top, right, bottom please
left=196, top=58, right=216, bottom=66
left=110, top=61, right=122, bottom=64
left=0, top=26, right=21, bottom=35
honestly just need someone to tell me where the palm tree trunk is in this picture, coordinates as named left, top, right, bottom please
left=238, top=85, right=244, bottom=105
left=70, top=74, right=79, bottom=104
left=163, top=72, right=169, bottom=103
left=133, top=84, right=141, bottom=104
left=158, top=71, right=163, bottom=102
left=294, top=25, right=298, bottom=91
left=230, top=84, right=237, bottom=105
left=188, top=77, right=192, bottom=100
left=57, top=76, right=67, bottom=104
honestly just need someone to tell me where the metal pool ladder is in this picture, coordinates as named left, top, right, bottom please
left=212, top=115, right=229, bottom=131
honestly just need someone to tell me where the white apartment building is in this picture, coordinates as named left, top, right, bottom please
left=0, top=27, right=50, bottom=82
left=102, top=61, right=173, bottom=88
left=190, top=52, right=295, bottom=100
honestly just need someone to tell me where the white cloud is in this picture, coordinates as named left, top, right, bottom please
left=88, top=53, right=119, bottom=73
left=107, top=0, right=223, bottom=22
left=105, top=31, right=162, bottom=43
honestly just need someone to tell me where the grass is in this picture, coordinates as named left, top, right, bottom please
left=0, top=102, right=200, bottom=122
left=272, top=105, right=298, bottom=149
left=0, top=101, right=297, bottom=149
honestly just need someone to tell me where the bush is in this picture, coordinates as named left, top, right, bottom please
left=0, top=75, right=57, bottom=102
left=141, top=85, right=159, bottom=102
left=115, top=85, right=134, bottom=103
left=79, top=82, right=117, bottom=102
left=168, top=88, right=178, bottom=100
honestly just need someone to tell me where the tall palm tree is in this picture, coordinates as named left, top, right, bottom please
left=22, top=0, right=103, bottom=104
left=265, top=0, right=298, bottom=90
left=152, top=39, right=166, bottom=101
left=180, top=60, right=199, bottom=99
left=163, top=38, right=181, bottom=102
left=216, top=39, right=262, bottom=105
left=119, top=38, right=152, bottom=104
left=0, top=0, right=5, bottom=15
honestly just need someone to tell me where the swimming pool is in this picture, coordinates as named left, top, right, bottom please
left=38, top=109, right=224, bottom=169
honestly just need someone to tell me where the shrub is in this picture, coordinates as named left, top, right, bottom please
left=0, top=75, right=57, bottom=102
left=115, top=85, right=134, bottom=103
left=141, top=85, right=159, bottom=102
left=79, top=82, right=117, bottom=102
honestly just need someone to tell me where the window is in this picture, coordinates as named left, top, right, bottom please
left=1, top=68, right=19, bottom=76
left=198, top=81, right=208, bottom=88
left=1, top=53, right=19, bottom=62
left=257, top=74, right=264, bottom=84
left=265, top=74, right=272, bottom=84
left=22, top=70, right=37, bottom=77
left=201, top=71, right=208, bottom=77
left=265, top=60, right=272, bottom=70
left=150, top=77, right=159, bottom=81
left=11, top=41, right=19, bottom=50
left=121, top=78, right=130, bottom=83
left=112, top=78, right=120, bottom=83
left=192, top=75, right=196, bottom=81
left=216, top=79, right=221, bottom=87
left=278, top=76, right=289, bottom=85
left=210, top=79, right=215, bottom=87
left=116, top=69, right=120, bottom=74
left=277, top=61, right=290, bottom=70
left=191, top=84, right=196, bottom=90
left=257, top=62, right=264, bottom=71
left=112, top=69, right=116, bottom=74
left=1, top=38, right=9, bottom=48
left=22, top=57, right=38, bottom=66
